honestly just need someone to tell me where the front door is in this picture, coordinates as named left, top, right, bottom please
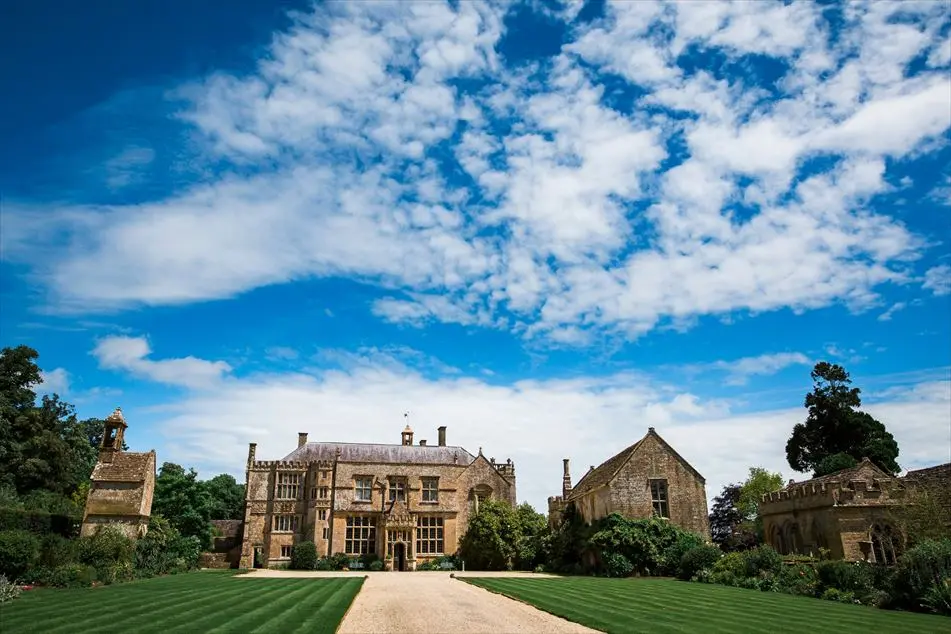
left=394, top=542, right=406, bottom=571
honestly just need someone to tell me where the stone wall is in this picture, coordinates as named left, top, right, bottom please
left=608, top=434, right=709, bottom=537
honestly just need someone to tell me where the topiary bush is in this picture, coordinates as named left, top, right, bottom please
left=677, top=545, right=722, bottom=581
left=0, top=530, right=40, bottom=580
left=891, top=538, right=951, bottom=613
left=291, top=542, right=318, bottom=571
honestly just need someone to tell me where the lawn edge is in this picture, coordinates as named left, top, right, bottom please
left=334, top=575, right=368, bottom=634
left=459, top=577, right=607, bottom=633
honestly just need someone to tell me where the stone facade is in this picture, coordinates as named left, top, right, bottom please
left=239, top=425, right=516, bottom=570
left=548, top=427, right=709, bottom=538
left=81, top=408, right=156, bottom=539
left=759, top=458, right=951, bottom=563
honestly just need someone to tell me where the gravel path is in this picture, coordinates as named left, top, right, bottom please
left=332, top=572, right=599, bottom=634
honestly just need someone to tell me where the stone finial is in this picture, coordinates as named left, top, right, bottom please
left=107, top=407, right=125, bottom=422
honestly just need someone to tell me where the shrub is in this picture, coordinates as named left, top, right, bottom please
left=315, top=557, right=332, bottom=571
left=328, top=552, right=350, bottom=571
left=821, top=587, right=857, bottom=604
left=922, top=577, right=951, bottom=616
left=0, top=530, right=40, bottom=580
left=77, top=526, right=135, bottom=577
left=678, top=545, right=722, bottom=581
left=0, top=574, right=20, bottom=603
left=777, top=562, right=819, bottom=597
left=37, top=564, right=97, bottom=588
left=602, top=552, right=634, bottom=578
left=742, top=545, right=782, bottom=578
left=38, top=534, right=76, bottom=569
left=712, top=552, right=746, bottom=578
left=891, top=538, right=951, bottom=612
left=369, top=560, right=384, bottom=572
left=662, top=532, right=705, bottom=576
left=816, top=560, right=876, bottom=598
left=291, top=542, right=318, bottom=571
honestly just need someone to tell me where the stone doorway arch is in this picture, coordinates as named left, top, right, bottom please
left=393, top=542, right=407, bottom=571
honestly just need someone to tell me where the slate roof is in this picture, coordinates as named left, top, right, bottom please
left=568, top=438, right=645, bottom=500
left=902, top=462, right=951, bottom=484
left=282, top=442, right=476, bottom=465
left=90, top=451, right=154, bottom=483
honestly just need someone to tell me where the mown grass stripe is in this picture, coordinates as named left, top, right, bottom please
left=246, top=580, right=356, bottom=634
left=464, top=577, right=950, bottom=634
left=176, top=579, right=330, bottom=633
left=284, top=578, right=364, bottom=634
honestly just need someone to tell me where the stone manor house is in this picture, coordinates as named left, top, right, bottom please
left=548, top=427, right=710, bottom=538
left=240, top=425, right=516, bottom=570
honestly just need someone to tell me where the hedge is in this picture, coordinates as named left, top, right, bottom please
left=0, top=508, right=80, bottom=538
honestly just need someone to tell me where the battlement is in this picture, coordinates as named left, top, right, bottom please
left=493, top=458, right=516, bottom=477
left=761, top=477, right=900, bottom=507
left=548, top=495, right=564, bottom=505
left=250, top=460, right=309, bottom=470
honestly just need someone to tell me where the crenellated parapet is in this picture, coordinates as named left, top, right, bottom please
left=249, top=460, right=314, bottom=470
left=761, top=476, right=904, bottom=512
left=494, top=458, right=516, bottom=478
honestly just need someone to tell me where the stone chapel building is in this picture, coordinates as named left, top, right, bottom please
left=760, top=458, right=951, bottom=563
left=239, top=425, right=516, bottom=570
left=81, top=408, right=156, bottom=538
left=548, top=427, right=710, bottom=538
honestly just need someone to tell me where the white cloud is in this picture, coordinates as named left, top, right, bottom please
left=923, top=264, right=951, bottom=296
left=103, top=146, right=155, bottom=189
left=877, top=302, right=907, bottom=322
left=92, top=336, right=232, bottom=389
left=38, top=368, right=70, bottom=395
left=713, top=352, right=811, bottom=386
left=113, top=342, right=951, bottom=513
left=2, top=0, right=949, bottom=344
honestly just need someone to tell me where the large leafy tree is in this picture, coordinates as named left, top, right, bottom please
left=153, top=462, right=214, bottom=548
left=204, top=473, right=245, bottom=520
left=709, top=484, right=747, bottom=550
left=786, top=362, right=900, bottom=477
left=513, top=502, right=548, bottom=570
left=459, top=499, right=522, bottom=570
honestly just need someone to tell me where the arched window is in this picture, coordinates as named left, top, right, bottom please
left=469, top=485, right=492, bottom=514
left=782, top=522, right=802, bottom=555
left=871, top=523, right=903, bottom=565
left=772, top=525, right=786, bottom=555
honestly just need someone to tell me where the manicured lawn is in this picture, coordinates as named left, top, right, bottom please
left=0, top=570, right=363, bottom=633
left=464, top=577, right=950, bottom=634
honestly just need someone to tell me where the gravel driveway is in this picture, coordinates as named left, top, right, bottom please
left=331, top=571, right=599, bottom=634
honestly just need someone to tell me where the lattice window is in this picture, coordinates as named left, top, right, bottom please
left=275, top=473, right=301, bottom=500
left=319, top=486, right=329, bottom=499
left=421, top=477, right=439, bottom=502
left=388, top=478, right=406, bottom=502
left=416, top=516, right=444, bottom=555
left=650, top=479, right=669, bottom=518
left=280, top=545, right=292, bottom=558
left=345, top=516, right=376, bottom=555
left=322, top=527, right=329, bottom=540
left=318, top=509, right=327, bottom=521
left=273, top=515, right=299, bottom=533
left=354, top=477, right=373, bottom=502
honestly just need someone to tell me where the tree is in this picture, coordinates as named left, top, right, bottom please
left=152, top=463, right=213, bottom=549
left=78, top=417, right=128, bottom=452
left=458, top=499, right=522, bottom=570
left=709, top=467, right=784, bottom=551
left=513, top=502, right=548, bottom=570
left=786, top=362, right=900, bottom=476
left=709, top=484, right=747, bottom=550
left=204, top=474, right=245, bottom=520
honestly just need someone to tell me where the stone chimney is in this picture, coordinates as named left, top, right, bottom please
left=298, top=432, right=308, bottom=448
left=562, top=458, right=572, bottom=497
left=402, top=425, right=414, bottom=446
left=419, top=439, right=427, bottom=446
left=247, top=442, right=257, bottom=467
left=438, top=426, right=447, bottom=446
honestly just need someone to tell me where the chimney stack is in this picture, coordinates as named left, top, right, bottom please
left=562, top=458, right=572, bottom=497
left=438, top=426, right=447, bottom=446
left=247, top=442, right=257, bottom=466
left=298, top=432, right=308, bottom=448
left=419, top=439, right=427, bottom=446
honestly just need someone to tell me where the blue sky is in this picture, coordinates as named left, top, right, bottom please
left=2, top=0, right=950, bottom=511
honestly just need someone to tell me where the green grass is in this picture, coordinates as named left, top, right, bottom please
left=464, top=577, right=950, bottom=634
left=0, top=570, right=363, bottom=634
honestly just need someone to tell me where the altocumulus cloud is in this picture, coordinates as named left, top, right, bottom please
left=1, top=0, right=949, bottom=343
left=94, top=337, right=951, bottom=512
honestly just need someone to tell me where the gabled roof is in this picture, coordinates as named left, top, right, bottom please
left=568, top=438, right=645, bottom=500
left=783, top=457, right=896, bottom=489
left=282, top=442, right=475, bottom=466
left=566, top=428, right=706, bottom=501
left=91, top=451, right=154, bottom=483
